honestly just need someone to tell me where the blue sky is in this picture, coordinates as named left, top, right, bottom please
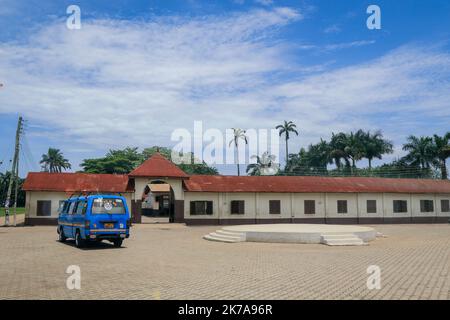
left=0, top=0, right=450, bottom=176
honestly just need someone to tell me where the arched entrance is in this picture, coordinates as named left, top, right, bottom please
left=140, top=180, right=175, bottom=223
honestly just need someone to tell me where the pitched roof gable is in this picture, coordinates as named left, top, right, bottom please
left=129, top=153, right=188, bottom=178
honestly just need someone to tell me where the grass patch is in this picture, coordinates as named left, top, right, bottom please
left=0, top=207, right=25, bottom=217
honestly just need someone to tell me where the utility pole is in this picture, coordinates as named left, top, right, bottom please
left=4, top=116, right=24, bottom=226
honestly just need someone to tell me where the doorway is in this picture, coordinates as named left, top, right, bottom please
left=140, top=180, right=175, bottom=223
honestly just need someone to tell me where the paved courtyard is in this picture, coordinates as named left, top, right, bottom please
left=0, top=223, right=449, bottom=300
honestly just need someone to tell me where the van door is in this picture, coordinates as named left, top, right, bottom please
left=73, top=200, right=87, bottom=235
left=65, top=201, right=76, bottom=238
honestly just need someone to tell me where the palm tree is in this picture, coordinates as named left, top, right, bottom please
left=276, top=120, right=299, bottom=169
left=343, top=131, right=364, bottom=173
left=360, top=130, right=394, bottom=170
left=246, top=152, right=279, bottom=176
left=329, top=132, right=350, bottom=170
left=229, top=128, right=248, bottom=176
left=432, top=133, right=450, bottom=179
left=40, top=148, right=71, bottom=173
left=402, top=135, right=435, bottom=171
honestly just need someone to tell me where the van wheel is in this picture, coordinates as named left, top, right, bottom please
left=113, top=239, right=123, bottom=248
left=75, top=231, right=85, bottom=248
left=58, top=227, right=67, bottom=242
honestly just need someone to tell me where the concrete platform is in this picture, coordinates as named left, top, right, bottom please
left=204, top=224, right=378, bottom=246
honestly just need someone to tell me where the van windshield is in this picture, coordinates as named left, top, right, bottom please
left=91, top=198, right=126, bottom=214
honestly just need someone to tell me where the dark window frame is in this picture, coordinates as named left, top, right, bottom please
left=420, top=200, right=434, bottom=213
left=189, top=201, right=213, bottom=215
left=393, top=200, right=408, bottom=213
left=337, top=200, right=348, bottom=214
left=441, top=199, right=450, bottom=213
left=366, top=200, right=377, bottom=214
left=230, top=200, right=245, bottom=215
left=269, top=200, right=281, bottom=215
left=304, top=200, right=316, bottom=215
left=36, top=200, right=52, bottom=217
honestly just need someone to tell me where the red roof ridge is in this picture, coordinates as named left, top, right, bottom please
left=184, top=175, right=450, bottom=194
left=23, top=172, right=133, bottom=193
left=129, top=152, right=188, bottom=178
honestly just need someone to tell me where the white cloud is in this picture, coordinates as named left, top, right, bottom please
left=255, top=0, right=274, bottom=6
left=323, top=24, right=341, bottom=34
left=0, top=7, right=449, bottom=168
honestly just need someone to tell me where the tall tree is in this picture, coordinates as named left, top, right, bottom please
left=402, top=135, right=435, bottom=171
left=81, top=147, right=141, bottom=174
left=81, top=146, right=218, bottom=175
left=432, top=133, right=450, bottom=179
left=40, top=148, right=71, bottom=173
left=329, top=132, right=350, bottom=170
left=276, top=120, right=299, bottom=169
left=343, top=130, right=364, bottom=172
left=360, top=130, right=394, bottom=170
left=229, top=128, right=248, bottom=176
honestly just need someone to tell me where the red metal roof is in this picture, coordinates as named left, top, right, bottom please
left=22, top=172, right=133, bottom=193
left=184, top=175, right=450, bottom=194
left=129, top=153, right=188, bottom=178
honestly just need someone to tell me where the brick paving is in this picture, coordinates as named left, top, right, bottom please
left=0, top=223, right=449, bottom=300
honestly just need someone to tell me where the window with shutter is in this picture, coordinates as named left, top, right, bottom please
left=269, top=200, right=281, bottom=214
left=231, top=200, right=245, bottom=214
left=420, top=200, right=434, bottom=212
left=337, top=200, right=347, bottom=214
left=441, top=200, right=450, bottom=212
left=190, top=201, right=213, bottom=215
left=393, top=200, right=408, bottom=213
left=36, top=200, right=51, bottom=216
left=366, top=200, right=377, bottom=213
left=304, top=200, right=315, bottom=214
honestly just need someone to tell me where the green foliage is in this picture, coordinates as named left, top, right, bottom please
left=80, top=146, right=218, bottom=175
left=40, top=148, right=71, bottom=172
left=0, top=171, right=25, bottom=207
left=282, top=129, right=437, bottom=179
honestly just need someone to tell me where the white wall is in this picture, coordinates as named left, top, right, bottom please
left=292, top=193, right=326, bottom=219
left=357, top=193, right=384, bottom=218
left=183, top=192, right=220, bottom=219
left=26, top=191, right=133, bottom=218
left=183, top=191, right=450, bottom=221
left=325, top=193, right=358, bottom=218
left=257, top=193, right=292, bottom=219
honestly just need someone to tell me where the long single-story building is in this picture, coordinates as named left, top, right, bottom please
left=22, top=153, right=450, bottom=225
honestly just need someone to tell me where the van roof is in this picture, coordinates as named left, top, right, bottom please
left=65, top=194, right=125, bottom=201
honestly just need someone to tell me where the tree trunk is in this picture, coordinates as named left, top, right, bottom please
left=440, top=159, right=448, bottom=180
left=285, top=138, right=289, bottom=170
left=236, top=149, right=240, bottom=176
left=368, top=158, right=372, bottom=170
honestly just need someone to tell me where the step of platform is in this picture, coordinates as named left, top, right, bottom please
left=320, top=233, right=366, bottom=246
left=203, top=229, right=246, bottom=243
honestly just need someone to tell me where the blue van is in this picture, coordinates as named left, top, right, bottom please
left=57, top=195, right=131, bottom=248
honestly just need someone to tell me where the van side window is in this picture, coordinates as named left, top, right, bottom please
left=61, top=201, right=69, bottom=214
left=75, top=201, right=87, bottom=215
left=68, top=201, right=77, bottom=215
